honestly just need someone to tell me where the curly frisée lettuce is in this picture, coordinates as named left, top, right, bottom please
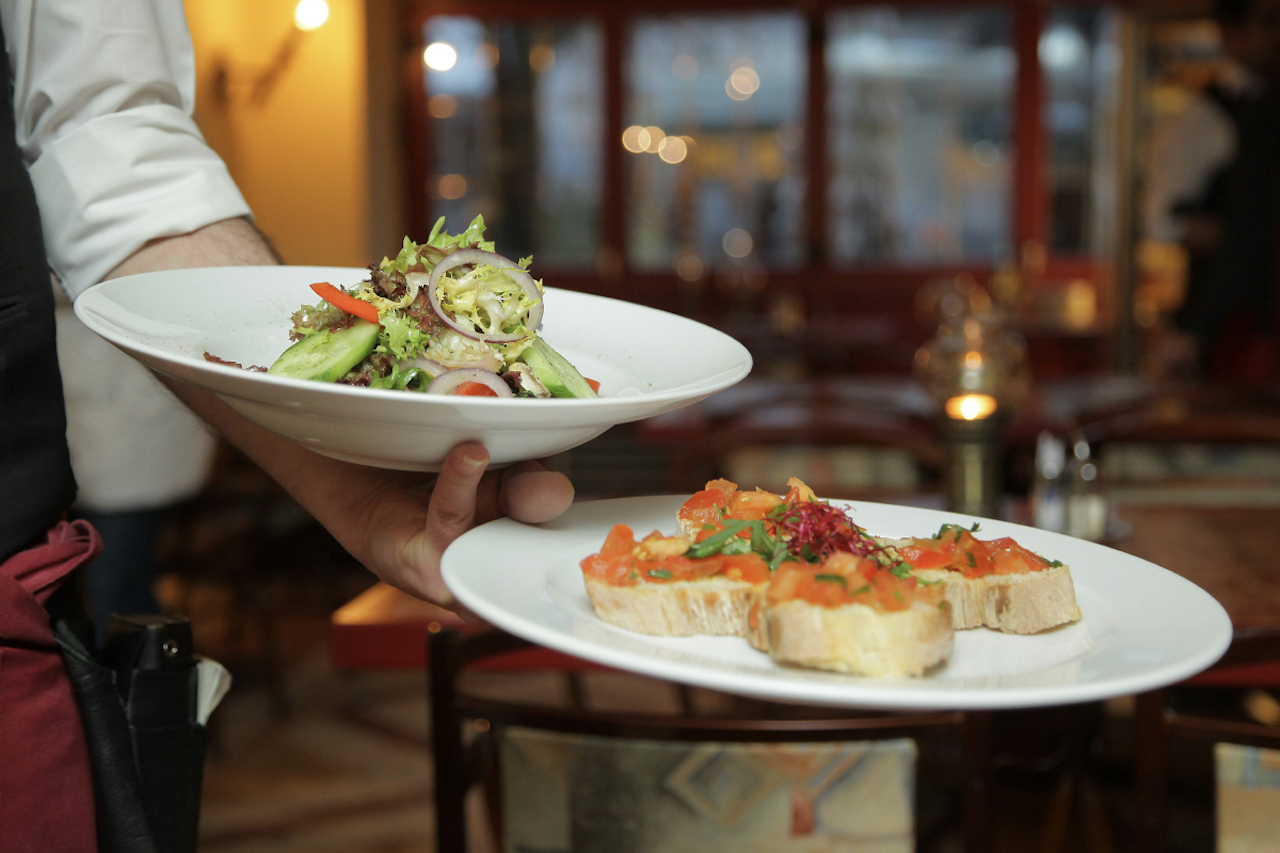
left=257, top=216, right=597, bottom=399
left=380, top=215, right=496, bottom=273
left=434, top=262, right=541, bottom=341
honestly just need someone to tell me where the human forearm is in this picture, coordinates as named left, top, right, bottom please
left=100, top=218, right=385, bottom=579
left=103, top=216, right=281, bottom=277
left=99, top=219, right=573, bottom=604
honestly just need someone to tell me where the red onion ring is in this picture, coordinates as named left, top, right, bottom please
left=427, top=249, right=544, bottom=343
left=425, top=368, right=514, bottom=398
left=412, top=356, right=448, bottom=377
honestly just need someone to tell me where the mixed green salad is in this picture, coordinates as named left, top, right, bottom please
left=263, top=216, right=597, bottom=399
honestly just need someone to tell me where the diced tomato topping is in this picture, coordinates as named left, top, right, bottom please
left=585, top=378, right=601, bottom=393
left=898, top=528, right=1053, bottom=578
left=719, top=553, right=770, bottom=585
left=579, top=523, right=768, bottom=587
left=678, top=488, right=730, bottom=533
left=896, top=537, right=954, bottom=570
left=599, top=524, right=635, bottom=561
left=768, top=552, right=939, bottom=612
left=579, top=524, right=637, bottom=584
left=727, top=488, right=782, bottom=520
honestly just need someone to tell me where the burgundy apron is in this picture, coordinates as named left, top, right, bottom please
left=0, top=520, right=101, bottom=852
left=2, top=9, right=96, bottom=850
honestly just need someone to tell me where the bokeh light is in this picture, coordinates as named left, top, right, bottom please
left=658, top=135, right=687, bottom=164
left=722, top=228, right=754, bottom=258
left=675, top=252, right=704, bottom=281
left=643, top=126, right=665, bottom=153
left=530, top=45, right=556, bottom=72
left=423, top=42, right=458, bottom=72
left=622, top=125, right=651, bottom=153
left=729, top=67, right=760, bottom=96
left=294, top=0, right=328, bottom=31
left=437, top=174, right=468, bottom=200
left=428, top=94, right=457, bottom=118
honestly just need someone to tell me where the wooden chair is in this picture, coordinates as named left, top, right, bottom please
left=428, top=626, right=997, bottom=853
left=1134, top=627, right=1280, bottom=853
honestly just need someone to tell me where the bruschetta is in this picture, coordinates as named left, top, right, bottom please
left=886, top=524, right=1081, bottom=634
left=759, top=552, right=953, bottom=677
left=579, top=524, right=771, bottom=637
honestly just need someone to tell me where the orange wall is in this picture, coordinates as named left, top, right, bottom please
left=184, top=0, right=371, bottom=267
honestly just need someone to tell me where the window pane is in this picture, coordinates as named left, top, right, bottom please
left=828, top=7, right=1014, bottom=265
left=423, top=17, right=602, bottom=267
left=626, top=14, right=808, bottom=274
left=1043, top=7, right=1122, bottom=256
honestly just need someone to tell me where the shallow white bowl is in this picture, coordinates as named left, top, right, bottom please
left=74, top=266, right=752, bottom=470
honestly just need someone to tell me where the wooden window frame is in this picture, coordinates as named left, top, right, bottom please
left=403, top=0, right=1120, bottom=332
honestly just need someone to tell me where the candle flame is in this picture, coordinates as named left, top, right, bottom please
left=946, top=394, right=998, bottom=421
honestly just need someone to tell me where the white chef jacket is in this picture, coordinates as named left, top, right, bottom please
left=2, top=0, right=253, bottom=511
left=1144, top=62, right=1264, bottom=244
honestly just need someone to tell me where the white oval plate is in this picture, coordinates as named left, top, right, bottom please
left=74, top=266, right=751, bottom=470
left=443, top=496, right=1232, bottom=710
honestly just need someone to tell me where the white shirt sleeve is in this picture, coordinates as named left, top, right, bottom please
left=1143, top=92, right=1236, bottom=243
left=1, top=0, right=252, bottom=299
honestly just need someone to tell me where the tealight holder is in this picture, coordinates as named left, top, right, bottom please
left=915, top=304, right=1029, bottom=518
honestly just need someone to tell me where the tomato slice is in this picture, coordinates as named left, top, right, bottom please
left=457, top=381, right=500, bottom=397
left=586, top=377, right=601, bottom=393
left=310, top=282, right=380, bottom=325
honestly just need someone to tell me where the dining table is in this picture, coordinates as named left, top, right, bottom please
left=1110, top=504, right=1280, bottom=853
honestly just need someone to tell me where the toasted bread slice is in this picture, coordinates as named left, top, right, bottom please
left=584, top=575, right=761, bottom=637
left=764, top=598, right=953, bottom=677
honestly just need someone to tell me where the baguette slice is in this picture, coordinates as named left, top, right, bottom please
left=764, top=598, right=953, bottom=677
left=916, top=565, right=1081, bottom=634
left=584, top=575, right=762, bottom=637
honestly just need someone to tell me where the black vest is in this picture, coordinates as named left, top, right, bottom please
left=0, top=21, right=78, bottom=562
left=1174, top=82, right=1280, bottom=340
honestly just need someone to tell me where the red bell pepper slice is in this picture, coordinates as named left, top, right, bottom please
left=311, top=282, right=380, bottom=325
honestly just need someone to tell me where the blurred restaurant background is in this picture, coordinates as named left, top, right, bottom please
left=137, top=0, right=1280, bottom=850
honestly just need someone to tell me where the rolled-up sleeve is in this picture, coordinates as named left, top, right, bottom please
left=2, top=0, right=251, bottom=299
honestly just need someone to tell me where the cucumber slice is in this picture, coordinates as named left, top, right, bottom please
left=267, top=320, right=380, bottom=382
left=519, top=336, right=596, bottom=398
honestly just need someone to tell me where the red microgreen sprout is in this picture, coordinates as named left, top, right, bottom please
left=770, top=499, right=899, bottom=568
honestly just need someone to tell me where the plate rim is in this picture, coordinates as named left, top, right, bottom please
left=442, top=494, right=1233, bottom=710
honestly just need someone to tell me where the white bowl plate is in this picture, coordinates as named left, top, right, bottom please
left=74, top=266, right=752, bottom=470
left=442, top=496, right=1232, bottom=710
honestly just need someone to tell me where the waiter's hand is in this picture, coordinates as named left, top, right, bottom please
left=353, top=443, right=574, bottom=605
